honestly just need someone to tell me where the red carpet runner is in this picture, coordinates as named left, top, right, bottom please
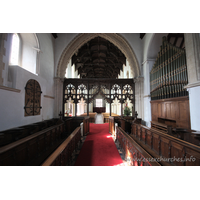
left=75, top=123, right=124, bottom=166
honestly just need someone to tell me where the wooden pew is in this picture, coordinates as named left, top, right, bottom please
left=0, top=118, right=62, bottom=147
left=116, top=126, right=160, bottom=166
left=151, top=121, right=172, bottom=135
left=109, top=116, right=115, bottom=135
left=64, top=116, right=90, bottom=136
left=102, top=113, right=119, bottom=123
left=131, top=122, right=200, bottom=166
left=0, top=122, right=65, bottom=166
left=41, top=127, right=81, bottom=166
left=80, top=113, right=97, bottom=123
left=114, top=117, right=132, bottom=134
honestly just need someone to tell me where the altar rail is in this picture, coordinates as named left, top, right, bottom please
left=132, top=123, right=200, bottom=166
left=42, top=127, right=81, bottom=166
left=0, top=123, right=64, bottom=166
left=116, top=127, right=160, bottom=166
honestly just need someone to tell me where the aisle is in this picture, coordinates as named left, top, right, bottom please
left=95, top=114, right=104, bottom=124
left=74, top=123, right=124, bottom=166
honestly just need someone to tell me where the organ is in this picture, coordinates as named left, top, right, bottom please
left=150, top=36, right=190, bottom=129
left=150, top=36, right=188, bottom=100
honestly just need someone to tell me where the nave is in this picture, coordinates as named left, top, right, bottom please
left=70, top=114, right=127, bottom=166
left=74, top=123, right=125, bottom=166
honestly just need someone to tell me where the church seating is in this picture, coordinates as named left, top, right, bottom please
left=80, top=113, right=97, bottom=123
left=114, top=116, right=132, bottom=134
left=0, top=118, right=63, bottom=147
left=116, top=126, right=160, bottom=166
left=64, top=116, right=90, bottom=136
left=131, top=122, right=200, bottom=166
left=102, top=113, right=119, bottom=123
left=0, top=122, right=65, bottom=166
left=151, top=121, right=172, bottom=135
left=42, top=127, right=81, bottom=166
left=0, top=116, right=90, bottom=166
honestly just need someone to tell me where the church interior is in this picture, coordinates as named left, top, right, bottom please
left=1, top=32, right=200, bottom=168
left=2, top=1, right=200, bottom=198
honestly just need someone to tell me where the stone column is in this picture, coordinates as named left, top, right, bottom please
left=134, top=76, right=144, bottom=120
left=142, top=59, right=155, bottom=127
left=54, top=77, right=64, bottom=118
left=184, top=33, right=200, bottom=131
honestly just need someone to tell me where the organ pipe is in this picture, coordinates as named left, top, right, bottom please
left=150, top=36, right=188, bottom=100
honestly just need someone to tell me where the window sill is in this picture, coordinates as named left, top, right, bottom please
left=0, top=85, right=21, bottom=93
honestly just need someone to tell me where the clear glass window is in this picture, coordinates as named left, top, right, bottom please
left=10, top=33, right=20, bottom=65
left=96, top=99, right=102, bottom=107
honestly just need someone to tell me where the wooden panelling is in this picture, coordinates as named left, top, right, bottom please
left=93, top=107, right=105, bottom=113
left=161, top=103, right=165, bottom=118
left=158, top=103, right=162, bottom=117
left=160, top=137, right=170, bottom=158
left=152, top=133, right=160, bottom=154
left=166, top=103, right=171, bottom=119
left=146, top=130, right=152, bottom=148
left=151, top=97, right=190, bottom=129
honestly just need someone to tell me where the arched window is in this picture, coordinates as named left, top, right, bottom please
left=10, top=33, right=20, bottom=65
left=9, top=33, right=40, bottom=75
left=24, top=79, right=42, bottom=116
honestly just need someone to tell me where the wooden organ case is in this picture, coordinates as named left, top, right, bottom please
left=150, top=36, right=190, bottom=129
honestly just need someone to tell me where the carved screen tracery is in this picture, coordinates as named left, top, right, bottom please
left=64, top=83, right=76, bottom=101
left=122, top=84, right=134, bottom=103
left=77, top=84, right=87, bottom=101
left=24, top=79, right=42, bottom=116
left=111, top=84, right=121, bottom=101
left=63, top=78, right=135, bottom=116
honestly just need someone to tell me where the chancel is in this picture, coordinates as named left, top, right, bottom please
left=1, top=33, right=200, bottom=166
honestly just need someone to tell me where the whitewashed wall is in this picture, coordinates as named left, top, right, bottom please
left=0, top=33, right=55, bottom=131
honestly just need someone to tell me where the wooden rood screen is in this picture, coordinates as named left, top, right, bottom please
left=63, top=78, right=135, bottom=117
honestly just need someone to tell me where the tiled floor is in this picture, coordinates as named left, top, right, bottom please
left=95, top=114, right=104, bottom=124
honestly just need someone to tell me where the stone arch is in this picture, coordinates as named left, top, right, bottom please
left=146, top=33, right=168, bottom=60
left=56, top=33, right=141, bottom=78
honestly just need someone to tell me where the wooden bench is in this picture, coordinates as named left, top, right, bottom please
left=41, top=127, right=81, bottom=166
left=0, top=122, right=65, bottom=166
left=131, top=122, right=200, bottom=166
left=80, top=113, right=97, bottom=123
left=102, top=113, right=119, bottom=123
left=64, top=116, right=90, bottom=136
left=116, top=126, right=161, bottom=166
left=0, top=118, right=62, bottom=147
left=151, top=121, right=172, bottom=135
